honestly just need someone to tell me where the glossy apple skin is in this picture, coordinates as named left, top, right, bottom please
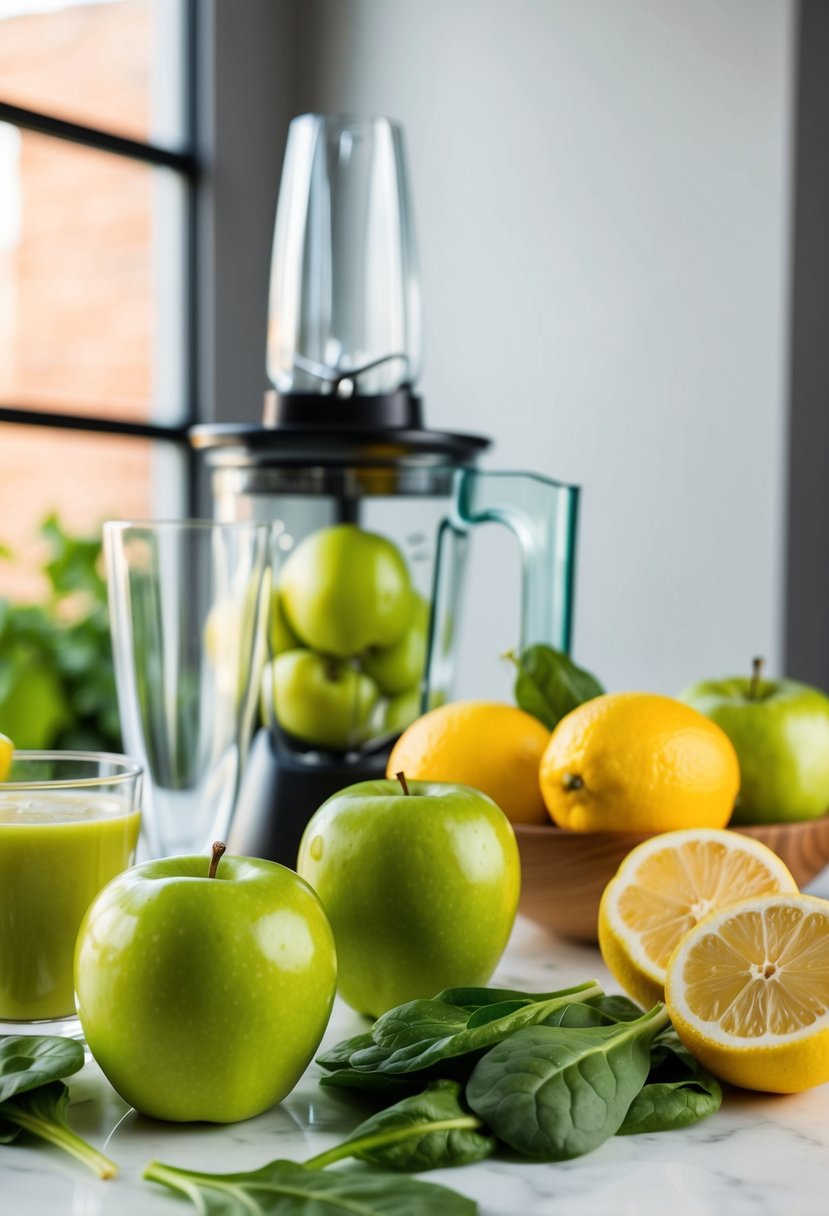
left=279, top=524, right=413, bottom=657
left=362, top=594, right=429, bottom=696
left=297, top=780, right=521, bottom=1018
left=265, top=650, right=380, bottom=750
left=75, top=854, right=337, bottom=1123
left=270, top=589, right=303, bottom=654
left=680, top=676, right=829, bottom=823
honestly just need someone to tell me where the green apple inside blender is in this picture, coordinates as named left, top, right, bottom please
left=267, top=524, right=425, bottom=748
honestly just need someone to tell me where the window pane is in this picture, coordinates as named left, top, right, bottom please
left=0, top=127, right=186, bottom=422
left=0, top=0, right=185, bottom=148
left=0, top=424, right=185, bottom=601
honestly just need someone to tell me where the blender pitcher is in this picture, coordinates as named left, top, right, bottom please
left=190, top=114, right=579, bottom=865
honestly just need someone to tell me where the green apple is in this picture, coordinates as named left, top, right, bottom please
left=679, top=660, right=829, bottom=823
left=297, top=778, right=521, bottom=1017
left=382, top=686, right=423, bottom=735
left=75, top=847, right=337, bottom=1123
left=270, top=589, right=303, bottom=655
left=278, top=524, right=413, bottom=657
left=264, top=649, right=380, bottom=750
left=362, top=593, right=430, bottom=696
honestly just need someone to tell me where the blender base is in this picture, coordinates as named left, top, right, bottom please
left=230, top=728, right=390, bottom=869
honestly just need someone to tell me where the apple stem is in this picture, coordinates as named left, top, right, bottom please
left=208, top=841, right=227, bottom=879
left=749, top=656, right=765, bottom=700
left=396, top=771, right=411, bottom=796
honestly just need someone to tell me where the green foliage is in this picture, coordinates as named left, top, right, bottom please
left=306, top=1081, right=494, bottom=1172
left=0, top=1034, right=83, bottom=1104
left=144, top=1156, right=478, bottom=1215
left=0, top=1036, right=116, bottom=1177
left=0, top=515, right=120, bottom=751
left=465, top=1005, right=670, bottom=1161
left=618, top=1030, right=722, bottom=1134
left=509, top=643, right=604, bottom=730
left=346, top=981, right=603, bottom=1076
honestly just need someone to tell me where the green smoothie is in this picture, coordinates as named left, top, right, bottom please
left=0, top=793, right=141, bottom=1020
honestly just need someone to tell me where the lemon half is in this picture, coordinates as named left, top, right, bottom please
left=666, top=893, right=829, bottom=1092
left=598, top=828, right=797, bottom=1008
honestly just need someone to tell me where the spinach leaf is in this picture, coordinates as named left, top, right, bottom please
left=0, top=1035, right=84, bottom=1103
left=618, top=1031, right=722, bottom=1134
left=317, top=1032, right=376, bottom=1072
left=145, top=1157, right=477, bottom=1215
left=433, top=986, right=556, bottom=1010
left=510, top=644, right=604, bottom=730
left=319, top=1069, right=424, bottom=1096
left=0, top=1081, right=118, bottom=1178
left=544, top=994, right=645, bottom=1029
left=305, top=1081, right=494, bottom=1173
left=350, top=980, right=603, bottom=1075
left=466, top=1004, right=670, bottom=1160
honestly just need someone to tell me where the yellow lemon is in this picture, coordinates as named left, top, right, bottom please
left=386, top=700, right=550, bottom=824
left=539, top=691, right=740, bottom=833
left=665, top=893, right=829, bottom=1092
left=598, top=828, right=797, bottom=1008
left=0, top=733, right=12, bottom=781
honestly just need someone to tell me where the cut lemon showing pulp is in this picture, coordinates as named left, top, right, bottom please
left=666, top=894, right=829, bottom=1092
left=598, top=829, right=797, bottom=1009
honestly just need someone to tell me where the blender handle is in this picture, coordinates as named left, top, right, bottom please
left=453, top=468, right=580, bottom=653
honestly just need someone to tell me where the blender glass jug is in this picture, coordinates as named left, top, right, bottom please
left=190, top=114, right=579, bottom=864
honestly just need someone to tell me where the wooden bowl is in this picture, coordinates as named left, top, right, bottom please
left=515, top=816, right=829, bottom=944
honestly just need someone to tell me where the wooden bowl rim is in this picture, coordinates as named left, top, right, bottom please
left=513, top=814, right=829, bottom=843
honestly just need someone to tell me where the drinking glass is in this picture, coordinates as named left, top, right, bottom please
left=0, top=751, right=142, bottom=1035
left=104, top=520, right=271, bottom=858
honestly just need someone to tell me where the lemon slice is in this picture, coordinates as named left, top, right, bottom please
left=598, top=829, right=797, bottom=1009
left=0, top=732, right=13, bottom=781
left=666, top=893, right=829, bottom=1092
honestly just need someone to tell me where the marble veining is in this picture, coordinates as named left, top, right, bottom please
left=3, top=897, right=829, bottom=1216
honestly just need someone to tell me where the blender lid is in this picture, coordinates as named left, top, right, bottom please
left=190, top=391, right=492, bottom=468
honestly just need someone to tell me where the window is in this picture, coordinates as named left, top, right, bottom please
left=0, top=0, right=197, bottom=599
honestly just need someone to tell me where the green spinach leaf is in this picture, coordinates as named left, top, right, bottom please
left=319, top=1068, right=424, bottom=1095
left=510, top=644, right=604, bottom=730
left=544, top=994, right=645, bottom=1029
left=466, top=1004, right=670, bottom=1160
left=618, top=1031, right=722, bottom=1134
left=350, top=980, right=603, bottom=1075
left=0, top=1080, right=117, bottom=1178
left=145, top=1157, right=477, bottom=1215
left=316, top=1032, right=376, bottom=1072
left=0, top=1035, right=84, bottom=1103
left=305, top=1081, right=494, bottom=1172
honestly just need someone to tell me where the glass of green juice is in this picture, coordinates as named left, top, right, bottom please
left=0, top=751, right=142, bottom=1034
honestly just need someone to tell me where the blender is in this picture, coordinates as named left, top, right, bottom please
left=191, top=115, right=579, bottom=865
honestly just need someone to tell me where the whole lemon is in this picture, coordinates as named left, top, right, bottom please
left=539, top=691, right=739, bottom=833
left=386, top=701, right=550, bottom=824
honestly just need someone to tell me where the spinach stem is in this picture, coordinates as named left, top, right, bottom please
left=2, top=1100, right=118, bottom=1179
left=303, top=1115, right=485, bottom=1171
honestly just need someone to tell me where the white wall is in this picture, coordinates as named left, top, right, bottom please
left=225, top=0, right=794, bottom=701
left=297, top=0, right=795, bottom=699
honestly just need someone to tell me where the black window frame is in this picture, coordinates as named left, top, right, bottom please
left=0, top=0, right=200, bottom=514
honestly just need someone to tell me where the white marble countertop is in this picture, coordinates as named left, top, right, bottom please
left=5, top=899, right=829, bottom=1216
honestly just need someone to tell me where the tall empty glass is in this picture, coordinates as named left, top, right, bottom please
left=104, top=521, right=271, bottom=858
